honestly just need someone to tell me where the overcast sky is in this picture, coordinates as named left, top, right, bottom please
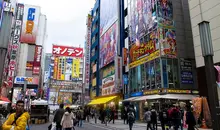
left=18, top=0, right=95, bottom=53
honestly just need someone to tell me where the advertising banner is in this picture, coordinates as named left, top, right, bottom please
left=102, top=75, right=115, bottom=96
left=44, top=71, right=49, bottom=83
left=129, top=0, right=157, bottom=43
left=7, top=3, right=24, bottom=87
left=123, top=48, right=128, bottom=66
left=0, top=0, right=4, bottom=28
left=52, top=45, right=83, bottom=58
left=180, top=59, right=193, bottom=84
left=57, top=92, right=72, bottom=105
left=33, top=45, right=42, bottom=75
left=159, top=28, right=176, bottom=57
left=48, top=91, right=58, bottom=105
left=14, top=76, right=39, bottom=85
left=57, top=57, right=62, bottom=80
left=53, top=57, right=58, bottom=79
left=85, top=14, right=92, bottom=88
left=20, top=5, right=40, bottom=44
left=100, top=0, right=118, bottom=36
left=72, top=59, right=80, bottom=78
left=65, top=57, right=72, bottom=80
left=129, top=30, right=160, bottom=68
left=60, top=57, right=65, bottom=80
left=102, top=64, right=115, bottom=79
left=99, top=22, right=118, bottom=68
left=26, top=61, right=33, bottom=70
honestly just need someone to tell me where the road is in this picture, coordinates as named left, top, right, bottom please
left=30, top=122, right=117, bottom=130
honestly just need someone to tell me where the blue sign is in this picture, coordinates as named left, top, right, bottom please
left=123, top=75, right=128, bottom=85
left=131, top=92, right=143, bottom=97
left=27, top=8, right=35, bottom=21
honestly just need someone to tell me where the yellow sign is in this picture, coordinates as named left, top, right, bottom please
left=129, top=50, right=160, bottom=69
left=72, top=59, right=80, bottom=78
left=53, top=57, right=58, bottom=79
left=61, top=57, right=65, bottom=80
left=92, top=78, right=96, bottom=87
left=144, top=90, right=159, bottom=95
left=167, top=89, right=191, bottom=94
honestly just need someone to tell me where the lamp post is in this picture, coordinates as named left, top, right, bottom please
left=198, top=21, right=220, bottom=130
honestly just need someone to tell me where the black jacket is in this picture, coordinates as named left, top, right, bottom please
left=53, top=108, right=65, bottom=124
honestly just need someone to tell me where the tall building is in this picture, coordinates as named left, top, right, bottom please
left=188, top=0, right=220, bottom=99
left=48, top=45, right=84, bottom=106
left=8, top=4, right=47, bottom=104
left=89, top=0, right=100, bottom=99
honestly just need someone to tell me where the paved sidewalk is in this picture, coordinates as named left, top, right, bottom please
left=85, top=118, right=212, bottom=130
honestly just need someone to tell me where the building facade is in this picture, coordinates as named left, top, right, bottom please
left=188, top=0, right=220, bottom=100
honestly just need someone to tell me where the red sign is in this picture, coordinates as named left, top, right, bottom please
left=33, top=67, right=40, bottom=75
left=52, top=45, right=83, bottom=58
left=33, top=46, right=42, bottom=67
left=26, top=61, right=33, bottom=70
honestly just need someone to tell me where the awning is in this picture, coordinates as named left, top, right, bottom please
left=88, top=96, right=117, bottom=105
left=0, top=96, right=11, bottom=103
left=122, top=97, right=139, bottom=102
left=133, top=95, right=162, bottom=101
left=162, top=94, right=199, bottom=100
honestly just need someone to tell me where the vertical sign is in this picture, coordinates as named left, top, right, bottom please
left=33, top=45, right=42, bottom=75
left=7, top=4, right=24, bottom=87
left=61, top=57, right=65, bottom=80
left=57, top=57, right=62, bottom=80
left=20, top=5, right=40, bottom=44
left=85, top=14, right=92, bottom=88
left=180, top=59, right=193, bottom=84
left=53, top=57, right=58, bottom=79
left=65, top=58, right=72, bottom=81
left=72, top=59, right=80, bottom=78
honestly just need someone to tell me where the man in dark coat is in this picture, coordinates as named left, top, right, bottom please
left=53, top=104, right=65, bottom=130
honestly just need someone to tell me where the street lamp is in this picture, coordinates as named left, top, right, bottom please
left=198, top=21, right=220, bottom=130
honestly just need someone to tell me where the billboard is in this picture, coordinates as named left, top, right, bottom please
left=100, top=0, right=118, bottom=36
left=48, top=91, right=58, bottom=104
left=7, top=3, right=24, bottom=87
left=33, top=45, right=42, bottom=75
left=57, top=57, right=62, bottom=80
left=129, top=30, right=160, bottom=68
left=129, top=0, right=157, bottom=43
left=65, top=57, right=73, bottom=80
left=85, top=14, right=92, bottom=88
left=72, top=59, right=80, bottom=78
left=14, top=76, right=39, bottom=85
left=99, top=22, right=118, bottom=68
left=57, top=92, right=72, bottom=105
left=20, top=5, right=41, bottom=44
left=61, top=57, right=65, bottom=80
left=52, top=45, right=83, bottom=58
left=102, top=75, right=116, bottom=96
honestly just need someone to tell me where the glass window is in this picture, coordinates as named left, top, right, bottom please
left=145, top=62, right=150, bottom=90
left=137, top=65, right=141, bottom=92
left=141, top=64, right=146, bottom=91
left=155, top=58, right=161, bottom=88
left=167, top=59, right=174, bottom=88
left=173, top=59, right=179, bottom=88
left=150, top=60, right=155, bottom=89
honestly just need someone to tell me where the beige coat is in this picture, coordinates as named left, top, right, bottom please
left=61, top=112, right=75, bottom=128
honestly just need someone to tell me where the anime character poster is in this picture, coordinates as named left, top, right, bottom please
left=157, top=0, right=174, bottom=29
left=100, top=0, right=118, bottom=36
left=57, top=92, right=72, bottom=105
left=158, top=28, right=177, bottom=57
left=129, top=0, right=157, bottom=43
left=99, top=22, right=118, bottom=68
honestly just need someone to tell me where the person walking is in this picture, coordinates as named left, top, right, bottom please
left=61, top=107, right=75, bottom=130
left=53, top=104, right=65, bottom=130
left=127, top=110, right=135, bottom=130
left=159, top=107, right=168, bottom=130
left=151, top=107, right=157, bottom=130
left=123, top=106, right=128, bottom=124
left=77, top=107, right=84, bottom=127
left=108, top=108, right=115, bottom=124
left=3, top=100, right=30, bottom=130
left=186, top=105, right=196, bottom=130
left=144, top=108, right=153, bottom=130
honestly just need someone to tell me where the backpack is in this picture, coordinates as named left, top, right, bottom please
left=144, top=111, right=151, bottom=122
left=128, top=112, right=135, bottom=122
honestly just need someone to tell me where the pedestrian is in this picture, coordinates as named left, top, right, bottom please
left=171, top=105, right=181, bottom=130
left=108, top=108, right=115, bottom=124
left=151, top=107, right=157, bottom=130
left=123, top=106, right=128, bottom=124
left=61, top=107, right=75, bottom=130
left=53, top=104, right=65, bottom=130
left=144, top=108, right=153, bottom=130
left=186, top=105, right=196, bottom=130
left=77, top=107, right=84, bottom=127
left=2, top=100, right=30, bottom=130
left=159, top=107, right=168, bottom=130
left=127, top=110, right=135, bottom=130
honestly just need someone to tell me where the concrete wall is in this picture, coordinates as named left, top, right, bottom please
left=188, top=0, right=220, bottom=67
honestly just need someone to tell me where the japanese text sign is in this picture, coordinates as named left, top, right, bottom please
left=52, top=45, right=83, bottom=58
left=33, top=45, right=42, bottom=67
